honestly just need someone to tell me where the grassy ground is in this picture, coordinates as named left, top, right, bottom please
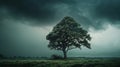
left=0, top=58, right=120, bottom=67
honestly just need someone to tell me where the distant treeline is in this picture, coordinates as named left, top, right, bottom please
left=1, top=54, right=119, bottom=60
left=8, top=56, right=48, bottom=59
left=0, top=54, right=48, bottom=59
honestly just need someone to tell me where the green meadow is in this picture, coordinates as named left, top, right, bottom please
left=0, top=58, right=120, bottom=67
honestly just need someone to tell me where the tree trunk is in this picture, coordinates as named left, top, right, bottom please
left=63, top=50, right=67, bottom=59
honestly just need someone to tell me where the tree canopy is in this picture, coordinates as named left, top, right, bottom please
left=46, top=16, right=91, bottom=59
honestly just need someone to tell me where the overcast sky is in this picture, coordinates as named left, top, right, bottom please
left=0, top=0, right=120, bottom=57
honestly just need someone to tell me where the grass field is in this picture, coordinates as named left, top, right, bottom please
left=0, top=58, right=120, bottom=67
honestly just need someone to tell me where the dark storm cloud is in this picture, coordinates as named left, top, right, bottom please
left=95, top=0, right=120, bottom=24
left=0, top=0, right=76, bottom=25
left=0, top=0, right=120, bottom=28
left=0, top=0, right=55, bottom=22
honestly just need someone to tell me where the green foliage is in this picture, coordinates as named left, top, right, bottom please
left=46, top=16, right=91, bottom=59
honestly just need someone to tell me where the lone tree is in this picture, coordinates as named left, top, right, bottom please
left=46, top=16, right=91, bottom=59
